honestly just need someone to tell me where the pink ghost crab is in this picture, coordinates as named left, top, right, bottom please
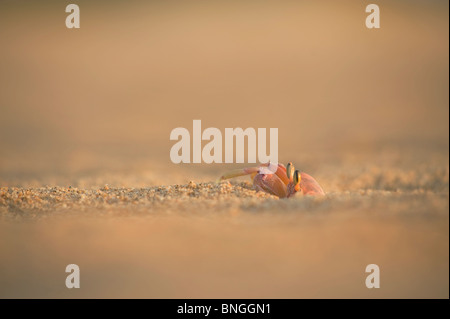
left=219, top=162, right=325, bottom=198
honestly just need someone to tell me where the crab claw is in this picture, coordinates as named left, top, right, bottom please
left=253, top=173, right=288, bottom=198
left=259, top=162, right=290, bottom=185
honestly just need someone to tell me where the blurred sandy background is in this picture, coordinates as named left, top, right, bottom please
left=0, top=0, right=448, bottom=298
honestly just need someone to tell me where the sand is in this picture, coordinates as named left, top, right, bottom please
left=0, top=180, right=448, bottom=220
left=0, top=151, right=448, bottom=298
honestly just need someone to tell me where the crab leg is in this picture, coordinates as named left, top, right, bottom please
left=217, top=167, right=260, bottom=182
left=218, top=163, right=290, bottom=185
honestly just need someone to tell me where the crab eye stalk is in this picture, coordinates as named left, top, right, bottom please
left=286, top=162, right=295, bottom=180
left=293, top=169, right=301, bottom=186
